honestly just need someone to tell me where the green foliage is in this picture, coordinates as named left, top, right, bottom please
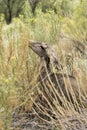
left=51, top=0, right=74, bottom=17
left=39, top=0, right=56, bottom=13
left=24, top=10, right=62, bottom=43
left=63, top=0, right=87, bottom=46
left=74, top=0, right=87, bottom=19
left=29, top=0, right=40, bottom=14
left=22, top=0, right=32, bottom=18
left=0, top=0, right=26, bottom=24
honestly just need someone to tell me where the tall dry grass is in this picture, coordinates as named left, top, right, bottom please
left=0, top=12, right=87, bottom=129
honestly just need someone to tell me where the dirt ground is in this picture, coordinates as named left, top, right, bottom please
left=11, top=108, right=87, bottom=130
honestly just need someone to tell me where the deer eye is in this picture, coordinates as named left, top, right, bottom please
left=41, top=46, right=45, bottom=50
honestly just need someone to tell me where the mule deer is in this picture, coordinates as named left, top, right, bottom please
left=29, top=40, right=84, bottom=110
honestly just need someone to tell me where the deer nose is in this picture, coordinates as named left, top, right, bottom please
left=28, top=40, right=34, bottom=47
